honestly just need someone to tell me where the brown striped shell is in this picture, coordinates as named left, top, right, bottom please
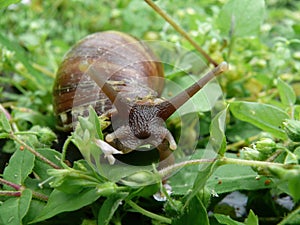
left=53, top=31, right=164, bottom=130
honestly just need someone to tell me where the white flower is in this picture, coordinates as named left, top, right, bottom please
left=153, top=184, right=172, bottom=202
left=95, top=139, right=122, bottom=165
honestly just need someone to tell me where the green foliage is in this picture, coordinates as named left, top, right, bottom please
left=173, top=195, right=209, bottom=225
left=0, top=189, right=32, bottom=225
left=229, top=101, right=289, bottom=139
left=3, top=147, right=35, bottom=187
left=97, top=193, right=128, bottom=225
left=217, top=0, right=265, bottom=37
left=284, top=119, right=300, bottom=142
left=31, top=188, right=103, bottom=223
left=0, top=0, right=20, bottom=10
left=0, top=0, right=300, bottom=224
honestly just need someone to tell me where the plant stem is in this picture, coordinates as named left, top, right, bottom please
left=0, top=191, right=21, bottom=197
left=61, top=135, right=72, bottom=163
left=0, top=177, right=49, bottom=201
left=10, top=132, right=61, bottom=169
left=32, top=190, right=49, bottom=202
left=126, top=200, right=172, bottom=224
left=144, top=0, right=218, bottom=67
left=219, top=157, right=292, bottom=169
left=0, top=177, right=22, bottom=190
left=32, top=63, right=55, bottom=78
left=226, top=134, right=260, bottom=150
left=278, top=204, right=300, bottom=225
left=14, top=131, right=40, bottom=136
left=158, top=155, right=294, bottom=178
left=158, top=158, right=216, bottom=178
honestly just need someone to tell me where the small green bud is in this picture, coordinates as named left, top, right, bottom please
left=121, top=171, right=159, bottom=188
left=96, top=182, right=118, bottom=196
left=242, top=147, right=260, bottom=160
left=255, top=138, right=276, bottom=154
left=37, top=127, right=57, bottom=145
left=283, top=119, right=300, bottom=142
left=122, top=171, right=161, bottom=197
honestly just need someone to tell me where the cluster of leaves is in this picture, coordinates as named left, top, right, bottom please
left=1, top=0, right=300, bottom=225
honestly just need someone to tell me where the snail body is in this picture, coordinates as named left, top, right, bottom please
left=53, top=30, right=227, bottom=165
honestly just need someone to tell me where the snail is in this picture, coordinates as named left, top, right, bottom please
left=53, top=31, right=227, bottom=166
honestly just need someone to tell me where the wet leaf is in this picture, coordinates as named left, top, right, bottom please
left=217, top=0, right=265, bottom=37
left=230, top=101, right=289, bottom=139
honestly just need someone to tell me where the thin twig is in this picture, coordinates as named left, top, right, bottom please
left=0, top=178, right=49, bottom=201
left=126, top=200, right=172, bottom=224
left=32, top=190, right=49, bottom=202
left=158, top=158, right=216, bottom=178
left=0, top=191, right=21, bottom=197
left=144, top=0, right=218, bottom=67
left=10, top=133, right=61, bottom=169
left=0, top=177, right=22, bottom=190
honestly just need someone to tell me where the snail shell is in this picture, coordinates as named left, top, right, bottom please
left=53, top=31, right=164, bottom=131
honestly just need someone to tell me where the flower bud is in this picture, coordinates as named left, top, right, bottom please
left=283, top=119, right=300, bottom=142
left=121, top=171, right=159, bottom=187
left=242, top=147, right=260, bottom=160
left=255, top=138, right=276, bottom=154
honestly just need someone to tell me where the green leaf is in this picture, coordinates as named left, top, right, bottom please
left=171, top=153, right=273, bottom=195
left=47, top=161, right=105, bottom=194
left=0, top=110, right=12, bottom=132
left=172, top=195, right=209, bottom=225
left=0, top=33, right=45, bottom=91
left=206, top=154, right=274, bottom=194
left=13, top=111, right=54, bottom=128
left=34, top=148, right=62, bottom=181
left=217, top=0, right=265, bottom=37
left=245, top=210, right=259, bottom=225
left=184, top=160, right=219, bottom=207
left=277, top=205, right=300, bottom=224
left=210, top=108, right=227, bottom=156
left=277, top=78, right=296, bottom=106
left=229, top=101, right=289, bottom=139
left=3, top=147, right=35, bottom=188
left=31, top=188, right=101, bottom=223
left=22, top=200, right=46, bottom=225
left=0, top=0, right=20, bottom=9
left=287, top=172, right=300, bottom=202
left=0, top=189, right=32, bottom=225
left=19, top=189, right=32, bottom=221
left=214, top=214, right=244, bottom=225
left=98, top=193, right=128, bottom=225
left=88, top=106, right=103, bottom=140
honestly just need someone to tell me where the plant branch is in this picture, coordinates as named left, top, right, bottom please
left=158, top=155, right=294, bottom=179
left=32, top=63, right=55, bottom=78
left=0, top=178, right=22, bottom=190
left=61, top=135, right=72, bottom=163
left=0, top=177, right=48, bottom=201
left=10, top=132, right=61, bottom=169
left=0, top=190, right=21, bottom=197
left=144, top=0, right=218, bottom=67
left=158, top=158, right=216, bottom=178
left=31, top=190, right=49, bottom=202
left=126, top=200, right=172, bottom=224
left=218, top=157, right=292, bottom=169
